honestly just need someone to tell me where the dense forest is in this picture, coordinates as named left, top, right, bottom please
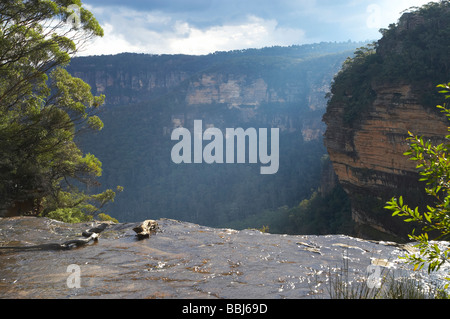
left=329, top=2, right=450, bottom=127
left=71, top=42, right=363, bottom=234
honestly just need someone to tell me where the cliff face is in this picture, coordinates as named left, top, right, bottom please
left=179, top=71, right=331, bottom=141
left=68, top=53, right=341, bottom=138
left=67, top=52, right=354, bottom=156
left=324, top=84, right=448, bottom=239
left=71, top=66, right=192, bottom=105
left=185, top=74, right=271, bottom=107
left=323, top=4, right=450, bottom=241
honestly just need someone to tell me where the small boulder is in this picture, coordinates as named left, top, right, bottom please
left=133, top=220, right=159, bottom=240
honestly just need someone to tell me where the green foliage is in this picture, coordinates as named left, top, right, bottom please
left=41, top=185, right=122, bottom=223
left=45, top=208, right=93, bottom=224
left=328, top=44, right=378, bottom=126
left=328, top=1, right=450, bottom=127
left=286, top=184, right=354, bottom=235
left=378, top=2, right=450, bottom=84
left=42, top=185, right=123, bottom=222
left=0, top=1, right=120, bottom=222
left=97, top=213, right=119, bottom=223
left=227, top=183, right=353, bottom=236
left=386, top=84, right=450, bottom=286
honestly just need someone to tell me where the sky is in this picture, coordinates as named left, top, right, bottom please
left=78, top=0, right=439, bottom=56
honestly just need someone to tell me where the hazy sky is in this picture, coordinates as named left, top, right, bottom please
left=79, top=0, right=438, bottom=56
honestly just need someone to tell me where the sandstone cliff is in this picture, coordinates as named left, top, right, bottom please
left=323, top=4, right=450, bottom=241
left=68, top=49, right=353, bottom=140
left=324, top=83, right=448, bottom=240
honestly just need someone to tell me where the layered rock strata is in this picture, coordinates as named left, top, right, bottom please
left=324, top=84, right=448, bottom=240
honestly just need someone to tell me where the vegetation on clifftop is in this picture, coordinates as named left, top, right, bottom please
left=327, top=1, right=450, bottom=127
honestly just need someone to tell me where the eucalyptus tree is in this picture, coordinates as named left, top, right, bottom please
left=0, top=0, right=120, bottom=221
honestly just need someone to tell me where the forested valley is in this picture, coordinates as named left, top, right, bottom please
left=68, top=42, right=363, bottom=235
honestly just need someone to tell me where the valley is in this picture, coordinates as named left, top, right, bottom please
left=69, top=43, right=363, bottom=231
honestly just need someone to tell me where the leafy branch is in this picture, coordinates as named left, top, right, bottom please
left=386, top=83, right=450, bottom=285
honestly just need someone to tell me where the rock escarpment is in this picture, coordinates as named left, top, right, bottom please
left=323, top=4, right=450, bottom=241
left=324, top=84, right=448, bottom=240
left=67, top=46, right=361, bottom=138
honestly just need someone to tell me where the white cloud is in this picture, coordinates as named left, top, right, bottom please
left=369, top=0, right=438, bottom=28
left=304, top=0, right=440, bottom=43
left=168, top=16, right=306, bottom=55
left=78, top=23, right=143, bottom=56
left=78, top=0, right=440, bottom=56
left=77, top=7, right=307, bottom=56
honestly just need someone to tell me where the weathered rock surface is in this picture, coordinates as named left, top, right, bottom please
left=0, top=217, right=447, bottom=299
left=324, top=83, right=448, bottom=240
